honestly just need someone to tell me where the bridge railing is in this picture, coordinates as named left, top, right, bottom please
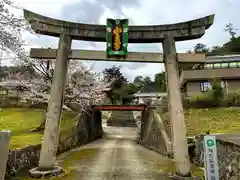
left=139, top=108, right=172, bottom=156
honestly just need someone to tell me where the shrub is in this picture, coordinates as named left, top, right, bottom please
left=189, top=92, right=215, bottom=108
left=188, top=79, right=224, bottom=109
left=182, top=96, right=190, bottom=109
left=158, top=79, right=239, bottom=110
left=0, top=97, right=47, bottom=109
left=222, top=91, right=240, bottom=106
left=189, top=91, right=240, bottom=109
left=211, top=79, right=224, bottom=103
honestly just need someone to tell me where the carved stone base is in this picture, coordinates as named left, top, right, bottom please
left=169, top=173, right=201, bottom=180
left=29, top=166, right=64, bottom=178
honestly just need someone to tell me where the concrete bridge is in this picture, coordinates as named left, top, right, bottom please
left=38, top=104, right=173, bottom=179
left=49, top=125, right=172, bottom=180
left=50, top=103, right=173, bottom=179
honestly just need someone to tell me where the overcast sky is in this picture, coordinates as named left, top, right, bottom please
left=3, top=0, right=240, bottom=81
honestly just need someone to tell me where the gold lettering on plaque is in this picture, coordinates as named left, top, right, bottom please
left=113, top=26, right=122, bottom=50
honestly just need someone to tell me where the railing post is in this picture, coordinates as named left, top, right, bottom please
left=140, top=110, right=145, bottom=141
left=140, top=109, right=150, bottom=141
left=0, top=130, right=11, bottom=180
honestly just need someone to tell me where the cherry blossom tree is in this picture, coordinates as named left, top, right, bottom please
left=16, top=61, right=108, bottom=110
left=0, top=0, right=111, bottom=131
left=0, top=0, right=108, bottom=107
left=0, top=0, right=108, bottom=111
left=8, top=61, right=109, bottom=131
left=0, top=0, right=33, bottom=58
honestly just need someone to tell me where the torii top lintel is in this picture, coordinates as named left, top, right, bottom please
left=24, top=9, right=214, bottom=43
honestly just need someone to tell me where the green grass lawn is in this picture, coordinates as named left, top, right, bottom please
left=161, top=107, right=240, bottom=136
left=0, top=108, right=78, bottom=149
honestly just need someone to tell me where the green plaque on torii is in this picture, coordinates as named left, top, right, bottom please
left=106, top=18, right=128, bottom=57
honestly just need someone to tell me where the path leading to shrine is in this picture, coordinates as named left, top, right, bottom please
left=54, top=124, right=172, bottom=180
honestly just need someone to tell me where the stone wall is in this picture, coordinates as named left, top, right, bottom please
left=5, top=109, right=102, bottom=178
left=107, top=111, right=136, bottom=127
left=139, top=109, right=172, bottom=156
left=192, top=134, right=240, bottom=180
left=217, top=138, right=240, bottom=179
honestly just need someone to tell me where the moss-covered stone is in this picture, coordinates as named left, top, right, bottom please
left=156, top=160, right=204, bottom=178
left=19, top=148, right=98, bottom=180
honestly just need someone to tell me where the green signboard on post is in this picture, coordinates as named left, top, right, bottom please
left=203, top=135, right=219, bottom=180
left=106, top=18, right=128, bottom=57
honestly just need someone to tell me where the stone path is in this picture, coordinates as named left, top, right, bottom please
left=54, top=125, right=171, bottom=179
left=19, top=124, right=203, bottom=180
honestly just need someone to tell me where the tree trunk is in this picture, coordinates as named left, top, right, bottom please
left=30, top=103, right=82, bottom=132
left=30, top=109, right=47, bottom=132
left=65, top=102, right=82, bottom=112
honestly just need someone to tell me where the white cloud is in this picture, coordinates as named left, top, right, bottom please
left=2, top=0, right=240, bottom=81
left=13, top=0, right=79, bottom=17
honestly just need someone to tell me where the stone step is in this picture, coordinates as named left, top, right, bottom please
left=107, top=111, right=137, bottom=127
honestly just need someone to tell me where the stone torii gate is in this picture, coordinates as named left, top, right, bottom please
left=23, top=9, right=214, bottom=178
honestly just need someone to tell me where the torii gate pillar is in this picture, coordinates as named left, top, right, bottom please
left=30, top=34, right=71, bottom=177
left=163, top=36, right=191, bottom=177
